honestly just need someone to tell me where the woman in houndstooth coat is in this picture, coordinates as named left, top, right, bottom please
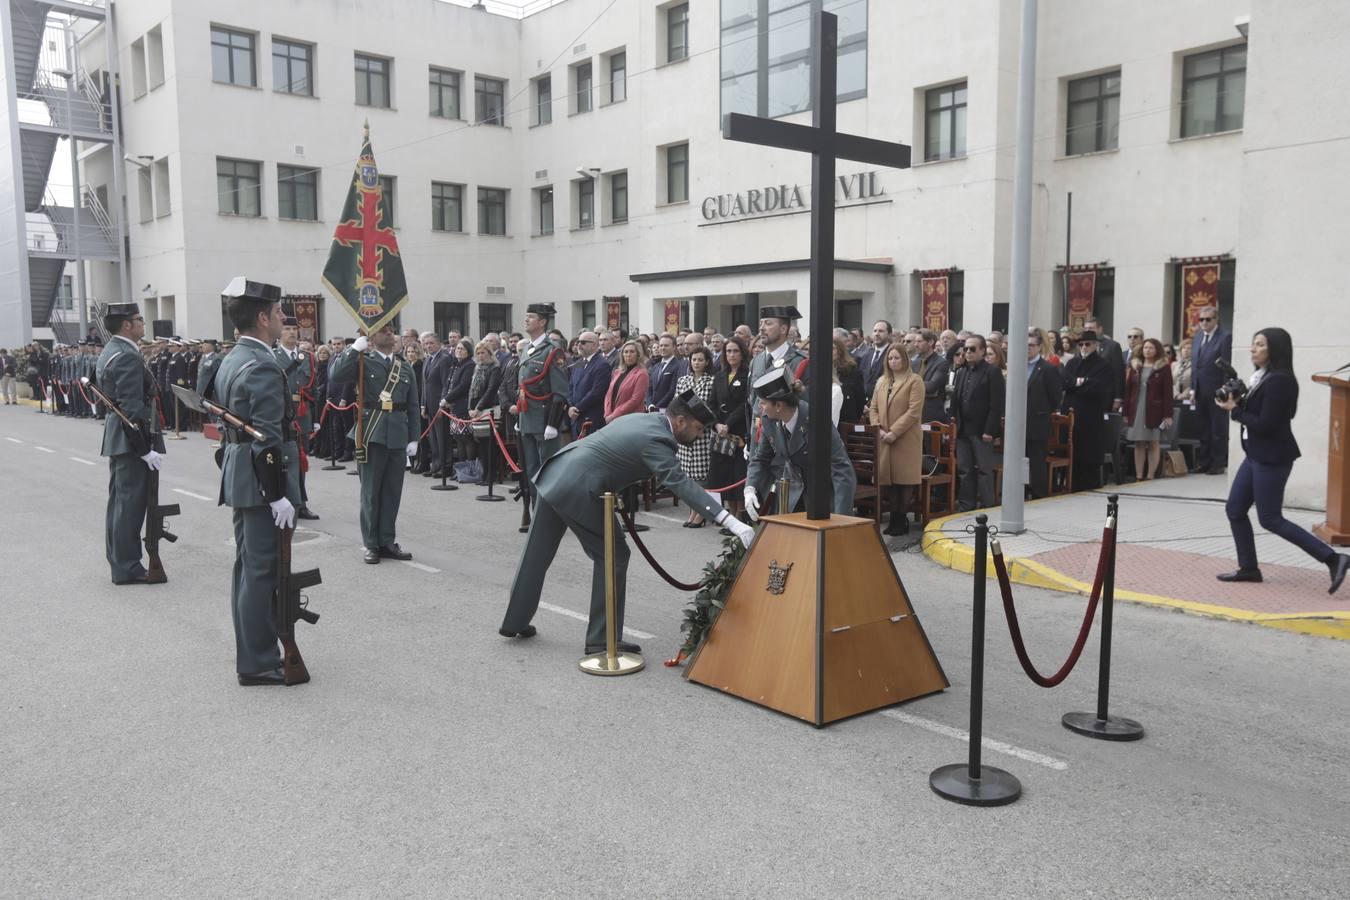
left=675, top=346, right=715, bottom=527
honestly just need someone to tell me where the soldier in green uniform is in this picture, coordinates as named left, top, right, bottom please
left=95, top=303, right=165, bottom=584
left=500, top=391, right=755, bottom=652
left=274, top=317, right=320, bottom=520
left=747, top=305, right=810, bottom=450
left=330, top=324, right=420, bottom=564
left=512, top=302, right=569, bottom=505
left=208, top=277, right=302, bottom=686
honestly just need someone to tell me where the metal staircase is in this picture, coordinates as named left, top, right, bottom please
left=7, top=1, right=52, bottom=96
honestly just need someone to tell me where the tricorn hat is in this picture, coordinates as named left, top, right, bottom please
left=105, top=302, right=140, bottom=317
left=282, top=316, right=299, bottom=327
left=526, top=302, right=557, bottom=318
left=221, top=276, right=282, bottom=303
left=759, top=305, right=801, bottom=321
left=752, top=364, right=798, bottom=401
left=674, top=389, right=717, bottom=426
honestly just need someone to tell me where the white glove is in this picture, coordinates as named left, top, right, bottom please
left=269, top=497, right=296, bottom=529
left=405, top=441, right=419, bottom=457
left=310, top=422, right=321, bottom=434
left=543, top=425, right=559, bottom=440
left=352, top=335, right=369, bottom=353
left=438, top=398, right=447, bottom=408
left=139, top=450, right=163, bottom=471
left=727, top=517, right=755, bottom=549
left=514, top=422, right=521, bottom=433
left=743, top=487, right=761, bottom=522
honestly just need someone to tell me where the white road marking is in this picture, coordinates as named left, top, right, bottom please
left=539, top=601, right=655, bottom=640
left=639, top=511, right=687, bottom=525
left=69, top=456, right=95, bottom=466
left=880, top=709, right=1069, bottom=771
left=5, top=437, right=22, bottom=443
left=172, top=488, right=214, bottom=502
left=398, top=560, right=441, bottom=574
left=34, top=445, right=53, bottom=453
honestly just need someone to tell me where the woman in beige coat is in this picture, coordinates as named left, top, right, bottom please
left=869, top=343, right=925, bottom=535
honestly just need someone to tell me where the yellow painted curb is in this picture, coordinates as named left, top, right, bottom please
left=920, top=513, right=1349, bottom=640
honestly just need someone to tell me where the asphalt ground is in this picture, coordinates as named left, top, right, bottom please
left=2, top=408, right=1347, bottom=898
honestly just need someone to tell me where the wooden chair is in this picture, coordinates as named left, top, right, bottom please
left=840, top=422, right=883, bottom=526
left=917, top=420, right=956, bottom=524
left=1046, top=410, right=1074, bottom=495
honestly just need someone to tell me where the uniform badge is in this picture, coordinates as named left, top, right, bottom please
left=766, top=559, right=793, bottom=595
left=379, top=390, right=393, bottom=411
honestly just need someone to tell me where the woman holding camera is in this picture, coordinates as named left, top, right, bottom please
left=1217, top=327, right=1349, bottom=591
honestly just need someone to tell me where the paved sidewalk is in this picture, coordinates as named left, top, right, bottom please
left=921, top=475, right=1350, bottom=640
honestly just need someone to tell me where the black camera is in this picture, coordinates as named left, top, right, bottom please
left=1214, top=359, right=1247, bottom=404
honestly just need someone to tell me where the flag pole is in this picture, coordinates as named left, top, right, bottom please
left=355, top=331, right=366, bottom=463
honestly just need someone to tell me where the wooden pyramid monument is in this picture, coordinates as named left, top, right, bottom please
left=685, top=513, right=948, bottom=726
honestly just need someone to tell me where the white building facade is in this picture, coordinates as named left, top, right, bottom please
left=6, top=0, right=1345, bottom=505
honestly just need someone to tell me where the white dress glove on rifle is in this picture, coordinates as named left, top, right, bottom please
left=405, top=441, right=419, bottom=457
left=543, top=425, right=559, bottom=440
left=139, top=450, right=163, bottom=471
left=351, top=335, right=369, bottom=353
left=743, top=487, right=760, bottom=522
left=269, top=497, right=296, bottom=529
left=726, top=517, right=755, bottom=549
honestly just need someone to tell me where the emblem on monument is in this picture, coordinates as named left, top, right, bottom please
left=766, top=559, right=793, bottom=595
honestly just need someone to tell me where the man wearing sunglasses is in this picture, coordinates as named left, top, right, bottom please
left=951, top=335, right=1004, bottom=510
left=1191, top=306, right=1233, bottom=474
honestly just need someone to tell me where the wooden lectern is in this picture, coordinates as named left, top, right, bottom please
left=1312, top=373, right=1350, bottom=546
left=685, top=514, right=948, bottom=726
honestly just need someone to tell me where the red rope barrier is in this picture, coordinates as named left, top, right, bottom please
left=704, top=476, right=746, bottom=494
left=991, top=524, right=1114, bottom=688
left=488, top=413, right=522, bottom=474
left=619, top=511, right=703, bottom=592
left=319, top=399, right=357, bottom=424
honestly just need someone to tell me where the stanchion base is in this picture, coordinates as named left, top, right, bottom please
left=929, top=763, right=1022, bottom=806
left=321, top=463, right=346, bottom=471
left=476, top=492, right=505, bottom=502
left=578, top=651, right=645, bottom=676
left=1061, top=712, right=1144, bottom=741
left=165, top=434, right=186, bottom=441
left=430, top=483, right=459, bottom=491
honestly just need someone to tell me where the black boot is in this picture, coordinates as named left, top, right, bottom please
left=884, top=487, right=908, bottom=535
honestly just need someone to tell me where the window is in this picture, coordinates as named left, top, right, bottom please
left=609, top=171, right=628, bottom=224
left=379, top=175, right=396, bottom=227
left=576, top=300, right=597, bottom=329
left=429, top=67, right=460, bottom=118
left=665, top=142, right=688, bottom=204
left=273, top=39, right=313, bottom=96
left=478, top=188, right=507, bottom=235
left=211, top=27, right=256, bottom=87
left=278, top=165, right=318, bottom=221
left=577, top=178, right=594, bottom=228
left=536, top=186, right=554, bottom=235
left=720, top=0, right=867, bottom=119
left=948, top=270, right=965, bottom=330
left=153, top=158, right=170, bottom=219
left=138, top=166, right=153, bottom=223
left=574, top=62, right=593, bottom=114
left=475, top=76, right=505, bottom=125
left=431, top=182, right=463, bottom=232
left=130, top=37, right=147, bottom=97
left=608, top=51, right=626, bottom=104
left=668, top=3, right=689, bottom=63
left=924, top=82, right=967, bottom=161
left=1181, top=44, right=1245, bottom=137
left=533, top=75, right=552, bottom=126
left=480, top=303, right=512, bottom=336
left=146, top=26, right=165, bottom=90
left=1066, top=71, right=1120, bottom=155
left=355, top=53, right=391, bottom=108
left=435, top=301, right=469, bottom=337
left=217, top=157, right=261, bottom=216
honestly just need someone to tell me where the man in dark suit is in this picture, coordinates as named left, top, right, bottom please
left=420, top=332, right=452, bottom=477
left=1024, top=332, right=1065, bottom=499
left=915, top=328, right=950, bottom=423
left=1062, top=330, right=1115, bottom=491
left=568, top=330, right=610, bottom=436
left=1085, top=317, right=1126, bottom=413
left=644, top=333, right=684, bottom=411
left=951, top=335, right=1004, bottom=510
left=854, top=319, right=892, bottom=401
left=1190, top=306, right=1232, bottom=474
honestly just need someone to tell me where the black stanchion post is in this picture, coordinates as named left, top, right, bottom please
left=1062, top=494, right=1144, bottom=741
left=430, top=414, right=458, bottom=492
left=322, top=406, right=346, bottom=471
left=930, top=514, right=1023, bottom=806
left=476, top=425, right=503, bottom=502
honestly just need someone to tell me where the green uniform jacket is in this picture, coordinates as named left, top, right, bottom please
left=515, top=336, right=570, bottom=434
left=746, top=400, right=857, bottom=515
left=96, top=336, right=161, bottom=457
left=209, top=337, right=300, bottom=509
left=273, top=346, right=317, bottom=434
left=748, top=343, right=810, bottom=446
left=329, top=346, right=420, bottom=447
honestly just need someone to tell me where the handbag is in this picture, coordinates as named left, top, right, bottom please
left=454, top=458, right=483, bottom=483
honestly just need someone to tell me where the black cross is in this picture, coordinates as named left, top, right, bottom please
left=724, top=11, right=911, bottom=520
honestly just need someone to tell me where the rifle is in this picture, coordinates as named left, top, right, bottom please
left=171, top=384, right=266, bottom=442
left=275, top=525, right=320, bottom=685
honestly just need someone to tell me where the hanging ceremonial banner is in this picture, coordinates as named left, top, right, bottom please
left=664, top=300, right=681, bottom=334
left=921, top=275, right=949, bottom=331
left=1181, top=262, right=1221, bottom=337
left=321, top=123, right=408, bottom=335
left=290, top=297, right=319, bottom=344
left=605, top=296, right=624, bottom=330
left=1067, top=270, right=1096, bottom=331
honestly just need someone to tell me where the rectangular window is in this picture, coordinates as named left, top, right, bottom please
left=610, top=171, right=628, bottom=223
left=577, top=178, right=594, bottom=228
left=153, top=158, right=170, bottom=219
left=131, top=37, right=147, bottom=98
left=379, top=175, right=396, bottom=227
left=666, top=142, right=688, bottom=204
left=431, top=182, right=463, bottom=232
left=537, top=186, right=554, bottom=235
left=429, top=67, right=460, bottom=118
left=668, top=3, right=689, bottom=63
left=1181, top=44, right=1246, bottom=138
left=478, top=187, right=507, bottom=235
left=146, top=26, right=165, bottom=90
left=211, top=26, right=256, bottom=87
left=277, top=165, right=318, bottom=221
left=273, top=39, right=313, bottom=96
left=948, top=270, right=965, bottom=331
left=355, top=53, right=391, bottom=108
left=719, top=0, right=867, bottom=119
left=1066, top=71, right=1120, bottom=155
left=217, top=157, right=261, bottom=216
left=924, top=82, right=967, bottom=161
left=575, top=62, right=593, bottom=114
left=534, top=75, right=552, bottom=125
left=609, top=51, right=626, bottom=103
left=138, top=165, right=153, bottom=223
left=480, top=303, right=512, bottom=336
left=435, top=301, right=469, bottom=338
left=475, top=76, right=506, bottom=126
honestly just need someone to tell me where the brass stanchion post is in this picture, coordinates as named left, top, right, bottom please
left=579, top=492, right=644, bottom=676
left=777, top=476, right=791, bottom=515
